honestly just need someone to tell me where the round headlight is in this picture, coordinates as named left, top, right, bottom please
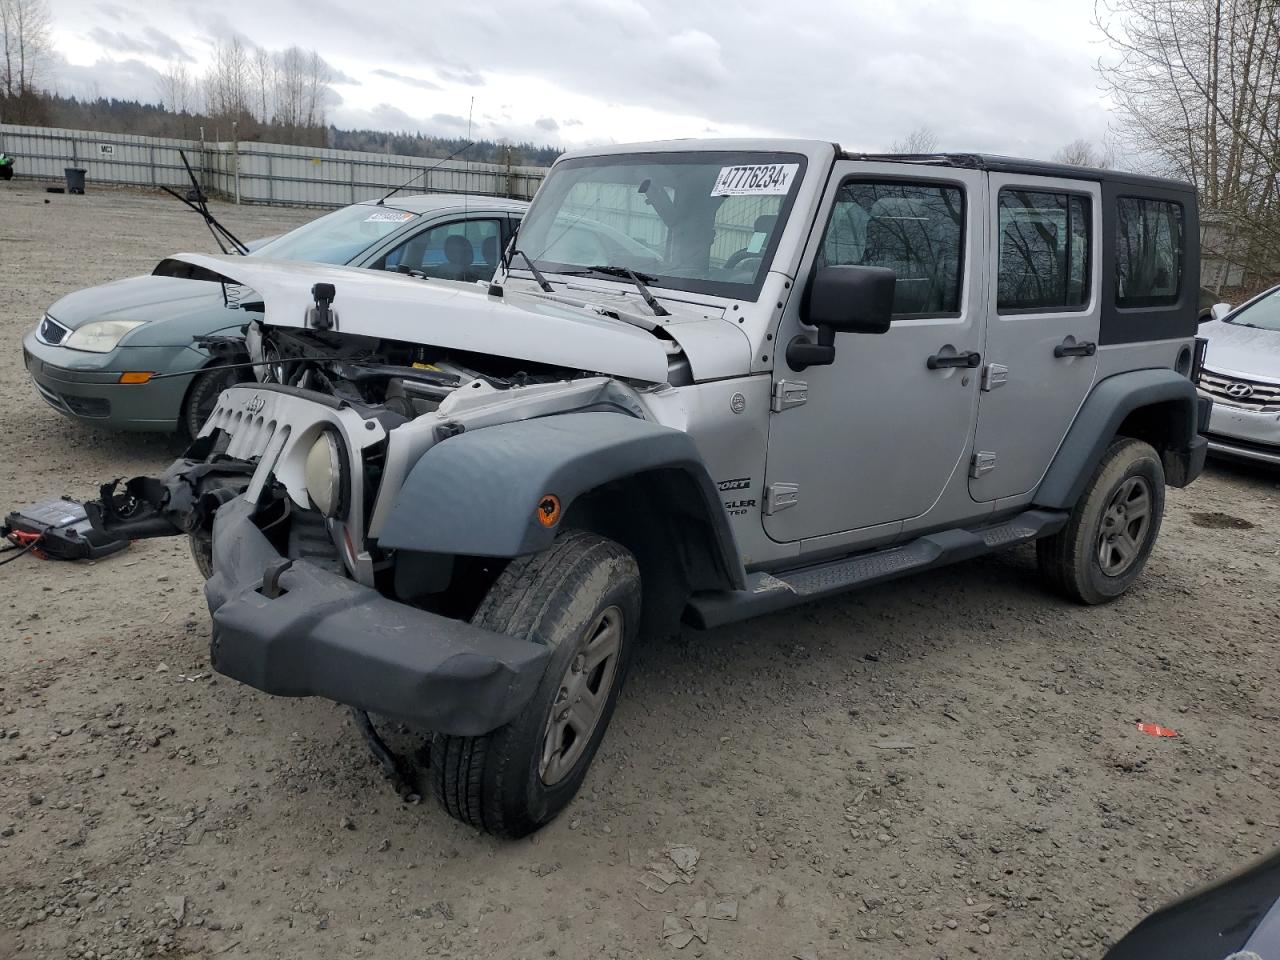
left=304, top=431, right=345, bottom=517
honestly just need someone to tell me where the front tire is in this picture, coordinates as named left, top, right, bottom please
left=1037, top=437, right=1165, bottom=605
left=182, top=363, right=249, bottom=439
left=430, top=530, right=640, bottom=837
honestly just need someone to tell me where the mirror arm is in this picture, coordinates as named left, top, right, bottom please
left=785, top=325, right=836, bottom=372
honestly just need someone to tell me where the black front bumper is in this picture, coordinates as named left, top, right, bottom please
left=205, top=497, right=550, bottom=736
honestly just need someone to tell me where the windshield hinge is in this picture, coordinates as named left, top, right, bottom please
left=771, top=379, right=808, bottom=413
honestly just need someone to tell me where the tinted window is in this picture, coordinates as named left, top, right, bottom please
left=1115, top=198, right=1183, bottom=307
left=821, top=181, right=964, bottom=316
left=379, top=218, right=502, bottom=283
left=997, top=190, right=1090, bottom=311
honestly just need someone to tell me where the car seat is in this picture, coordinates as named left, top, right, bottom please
left=440, top=234, right=476, bottom=281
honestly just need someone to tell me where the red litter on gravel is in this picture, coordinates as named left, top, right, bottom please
left=1136, top=722, right=1178, bottom=737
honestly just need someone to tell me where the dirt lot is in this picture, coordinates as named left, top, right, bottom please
left=2, top=180, right=1279, bottom=960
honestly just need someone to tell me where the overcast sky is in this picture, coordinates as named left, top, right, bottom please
left=46, top=0, right=1114, bottom=158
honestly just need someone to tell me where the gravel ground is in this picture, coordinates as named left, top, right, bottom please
left=2, top=181, right=1280, bottom=960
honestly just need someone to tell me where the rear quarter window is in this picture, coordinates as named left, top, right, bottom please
left=1115, top=197, right=1183, bottom=308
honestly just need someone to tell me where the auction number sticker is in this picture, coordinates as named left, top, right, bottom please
left=363, top=209, right=416, bottom=223
left=711, top=163, right=799, bottom=196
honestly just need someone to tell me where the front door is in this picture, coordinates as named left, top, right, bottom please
left=763, top=161, right=987, bottom=544
left=969, top=175, right=1101, bottom=502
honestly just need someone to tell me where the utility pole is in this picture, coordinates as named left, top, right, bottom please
left=233, top=120, right=241, bottom=204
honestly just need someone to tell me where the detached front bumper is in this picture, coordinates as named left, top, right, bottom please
left=205, top=496, right=550, bottom=736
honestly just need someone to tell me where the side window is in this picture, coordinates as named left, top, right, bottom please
left=820, top=181, right=964, bottom=316
left=381, top=218, right=502, bottom=283
left=1115, top=198, right=1183, bottom=307
left=997, top=189, right=1091, bottom=311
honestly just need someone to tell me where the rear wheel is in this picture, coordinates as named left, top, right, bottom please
left=189, top=534, right=213, bottom=580
left=429, top=530, right=640, bottom=838
left=1037, top=437, right=1165, bottom=605
left=182, top=363, right=249, bottom=439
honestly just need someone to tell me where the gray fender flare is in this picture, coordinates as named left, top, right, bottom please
left=1034, top=369, right=1201, bottom=509
left=377, top=411, right=746, bottom=589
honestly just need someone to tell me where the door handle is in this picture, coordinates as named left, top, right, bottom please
left=1054, top=340, right=1097, bottom=358
left=926, top=350, right=981, bottom=370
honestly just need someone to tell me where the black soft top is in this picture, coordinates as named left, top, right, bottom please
left=839, top=151, right=1194, bottom=194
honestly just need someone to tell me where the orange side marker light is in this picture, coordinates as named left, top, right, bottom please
left=118, top=372, right=154, bottom=384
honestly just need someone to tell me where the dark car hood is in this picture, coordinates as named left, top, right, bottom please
left=46, top=275, right=223, bottom=330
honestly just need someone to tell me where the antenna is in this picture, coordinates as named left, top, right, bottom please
left=377, top=140, right=475, bottom=205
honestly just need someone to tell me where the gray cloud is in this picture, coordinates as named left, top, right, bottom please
left=437, top=66, right=484, bottom=87
left=372, top=68, right=441, bottom=91
left=534, top=116, right=558, bottom=132
left=87, top=26, right=193, bottom=62
left=429, top=112, right=469, bottom=129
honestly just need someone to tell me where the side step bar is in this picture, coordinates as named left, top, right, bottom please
left=685, top=508, right=1068, bottom=629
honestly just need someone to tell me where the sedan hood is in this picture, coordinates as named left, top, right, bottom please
left=1200, top=318, right=1280, bottom=381
left=46, top=274, right=222, bottom=330
left=164, top=253, right=672, bottom=383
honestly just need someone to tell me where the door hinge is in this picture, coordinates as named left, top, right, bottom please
left=771, top=379, right=808, bottom=412
left=970, top=452, right=997, bottom=479
left=981, top=363, right=1008, bottom=392
left=764, top=482, right=800, bottom=515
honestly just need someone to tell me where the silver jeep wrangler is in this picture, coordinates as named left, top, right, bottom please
left=98, top=139, right=1210, bottom=836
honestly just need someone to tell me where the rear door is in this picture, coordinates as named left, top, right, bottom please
left=969, top=176, right=1101, bottom=501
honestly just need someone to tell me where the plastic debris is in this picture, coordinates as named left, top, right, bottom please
left=663, top=914, right=695, bottom=949
left=712, top=899, right=739, bottom=921
left=668, top=844, right=700, bottom=873
left=1136, top=722, right=1178, bottom=737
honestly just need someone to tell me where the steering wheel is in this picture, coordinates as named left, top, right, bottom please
left=724, top=250, right=763, bottom=274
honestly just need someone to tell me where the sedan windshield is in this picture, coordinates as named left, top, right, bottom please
left=516, top=151, right=806, bottom=298
left=1225, top=287, right=1280, bottom=332
left=251, top=203, right=418, bottom=265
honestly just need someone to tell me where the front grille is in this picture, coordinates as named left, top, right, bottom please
left=36, top=314, right=70, bottom=346
left=1198, top=368, right=1280, bottom=411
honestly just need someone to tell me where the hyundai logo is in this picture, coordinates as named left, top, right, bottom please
left=245, top=395, right=266, bottom=413
left=1225, top=382, right=1254, bottom=399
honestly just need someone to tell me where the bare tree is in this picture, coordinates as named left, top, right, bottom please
left=249, top=46, right=274, bottom=124
left=889, top=125, right=940, bottom=154
left=1052, top=137, right=1119, bottom=167
left=1, top=0, right=51, bottom=99
left=203, top=35, right=251, bottom=122
left=1095, top=0, right=1280, bottom=294
left=156, top=61, right=194, bottom=116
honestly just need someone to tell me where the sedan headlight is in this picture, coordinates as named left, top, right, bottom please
left=64, top=319, right=147, bottom=353
left=304, top=430, right=347, bottom=518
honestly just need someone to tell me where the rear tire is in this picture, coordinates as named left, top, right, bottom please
left=429, top=530, right=640, bottom=838
left=182, top=363, right=249, bottom=439
left=1037, top=437, right=1165, bottom=605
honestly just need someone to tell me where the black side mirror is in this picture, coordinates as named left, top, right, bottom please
left=787, top=265, right=896, bottom=371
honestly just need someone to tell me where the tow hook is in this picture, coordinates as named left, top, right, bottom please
left=259, top=558, right=293, bottom=599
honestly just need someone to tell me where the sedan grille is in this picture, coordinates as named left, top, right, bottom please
left=1198, top=368, right=1280, bottom=411
left=37, top=314, right=70, bottom=346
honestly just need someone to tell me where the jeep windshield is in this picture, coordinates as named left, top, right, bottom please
left=515, top=151, right=807, bottom=299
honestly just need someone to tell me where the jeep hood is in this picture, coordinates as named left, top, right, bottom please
left=163, top=253, right=671, bottom=383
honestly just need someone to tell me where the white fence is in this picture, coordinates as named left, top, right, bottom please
left=0, top=123, right=548, bottom=206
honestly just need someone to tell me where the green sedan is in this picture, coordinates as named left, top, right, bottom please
left=23, top=194, right=527, bottom=435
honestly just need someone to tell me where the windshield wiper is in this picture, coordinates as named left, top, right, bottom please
left=573, top=265, right=670, bottom=317
left=510, top=249, right=554, bottom=293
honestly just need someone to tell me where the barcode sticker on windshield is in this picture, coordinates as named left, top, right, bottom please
left=711, top=163, right=799, bottom=197
left=364, top=210, right=415, bottom=223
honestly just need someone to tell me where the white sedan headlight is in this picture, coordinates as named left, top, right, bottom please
left=64, top=319, right=146, bottom=353
left=304, top=430, right=347, bottom=517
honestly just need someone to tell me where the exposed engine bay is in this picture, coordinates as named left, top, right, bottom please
left=243, top=320, right=591, bottom=420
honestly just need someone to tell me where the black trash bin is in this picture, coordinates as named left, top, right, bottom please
left=64, top=167, right=87, bottom=194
